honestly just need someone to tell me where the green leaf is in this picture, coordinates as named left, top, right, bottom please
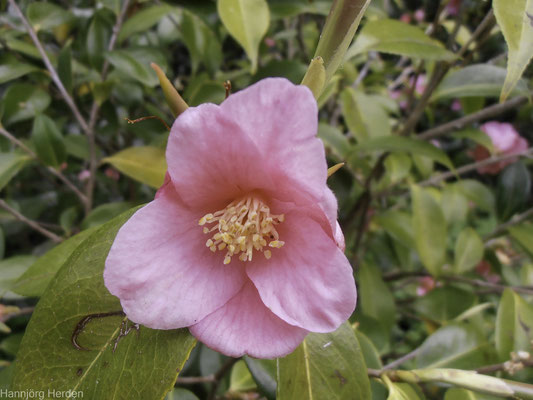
left=414, top=286, right=477, bottom=324
left=347, top=19, right=455, bottom=61
left=0, top=56, right=39, bottom=85
left=359, top=262, right=396, bottom=332
left=445, top=388, right=501, bottom=400
left=441, top=184, right=469, bottom=225
left=31, top=114, right=67, bottom=168
left=0, top=255, right=37, bottom=299
left=493, top=0, right=533, bottom=101
left=277, top=322, right=371, bottom=400
left=411, top=185, right=447, bottom=276
left=166, top=388, right=200, bottom=400
left=1, top=84, right=51, bottom=126
left=0, top=152, right=31, bottom=191
left=341, top=88, right=391, bottom=142
left=218, top=0, right=270, bottom=73
left=496, top=162, right=531, bottom=221
left=11, top=208, right=196, bottom=398
left=106, top=48, right=167, bottom=87
left=374, top=210, right=415, bottom=249
left=432, top=65, right=529, bottom=101
left=57, top=45, right=73, bottom=94
left=496, top=289, right=533, bottom=361
left=102, top=146, right=167, bottom=188
left=244, top=357, right=276, bottom=400
left=301, top=56, right=326, bottom=99
left=508, top=223, right=533, bottom=258
left=355, top=330, right=382, bottom=370
left=118, top=4, right=174, bottom=43
left=13, top=228, right=97, bottom=297
left=385, top=382, right=422, bottom=400
left=354, top=136, right=453, bottom=170
left=318, top=123, right=351, bottom=161
left=229, top=360, right=257, bottom=392
left=269, top=0, right=331, bottom=18
left=454, top=228, right=484, bottom=274
left=0, top=333, right=24, bottom=357
left=87, top=12, right=111, bottom=71
left=81, top=202, right=135, bottom=230
left=416, top=322, right=495, bottom=369
left=455, top=180, right=495, bottom=213
left=26, top=2, right=73, bottom=31
left=181, top=9, right=223, bottom=75
left=452, top=129, right=495, bottom=154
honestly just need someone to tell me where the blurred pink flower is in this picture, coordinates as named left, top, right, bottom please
left=104, top=78, right=357, bottom=358
left=446, top=0, right=461, bottom=16
left=416, top=276, right=435, bottom=296
left=400, top=13, right=411, bottom=24
left=471, top=122, right=528, bottom=174
left=410, top=74, right=427, bottom=96
left=414, top=9, right=425, bottom=22
left=77, top=170, right=90, bottom=181
left=451, top=99, right=462, bottom=112
left=104, top=167, right=120, bottom=181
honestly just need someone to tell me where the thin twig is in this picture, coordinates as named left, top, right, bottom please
left=418, top=95, right=529, bottom=140
left=418, top=147, right=533, bottom=187
left=0, top=126, right=88, bottom=206
left=0, top=199, right=62, bottom=243
left=400, top=9, right=495, bottom=136
left=382, top=348, right=421, bottom=370
left=484, top=208, right=533, bottom=241
left=176, top=376, right=216, bottom=384
left=85, top=0, right=131, bottom=213
left=208, top=357, right=240, bottom=400
left=8, top=0, right=90, bottom=135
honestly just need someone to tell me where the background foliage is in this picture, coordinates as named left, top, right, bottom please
left=1, top=0, right=533, bottom=399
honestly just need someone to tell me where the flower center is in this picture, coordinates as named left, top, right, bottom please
left=198, top=196, right=284, bottom=265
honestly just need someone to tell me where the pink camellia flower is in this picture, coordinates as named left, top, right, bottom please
left=104, top=78, right=357, bottom=359
left=471, top=121, right=528, bottom=174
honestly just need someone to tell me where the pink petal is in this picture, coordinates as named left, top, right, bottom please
left=481, top=122, right=517, bottom=152
left=190, top=280, right=308, bottom=358
left=220, top=78, right=327, bottom=201
left=165, top=78, right=328, bottom=211
left=246, top=210, right=357, bottom=333
left=104, top=185, right=246, bottom=329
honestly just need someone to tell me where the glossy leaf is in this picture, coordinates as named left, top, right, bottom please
left=454, top=228, right=484, bottom=274
left=493, top=0, right=533, bottom=101
left=432, top=65, right=529, bottom=101
left=118, top=4, right=174, bottom=43
left=411, top=185, right=447, bottom=276
left=317, top=123, right=351, bottom=161
left=87, top=12, right=111, bottom=71
left=355, top=330, right=382, bottom=370
left=31, top=114, right=67, bottom=168
left=0, top=256, right=37, bottom=299
left=102, top=146, right=167, bottom=188
left=0, top=56, right=39, bottom=85
left=441, top=184, right=469, bottom=225
left=57, top=45, right=73, bottom=94
left=229, top=360, right=257, bottom=392
left=445, top=388, right=501, bottom=400
left=452, top=129, right=495, bottom=154
left=218, top=0, right=270, bottom=73
left=341, top=88, right=391, bottom=142
left=81, top=202, right=135, bottom=230
left=277, top=322, right=371, bottom=400
left=496, top=162, right=531, bottom=221
left=385, top=382, right=422, bottom=400
left=374, top=210, right=415, bottom=249
left=455, top=180, right=495, bottom=213
left=508, top=223, right=533, bottom=258
left=359, top=262, right=396, bottom=332
left=348, top=19, right=455, bottom=61
left=181, top=9, right=223, bottom=75
left=496, top=289, right=533, bottom=361
left=11, top=208, right=197, bottom=398
left=106, top=48, right=168, bottom=87
left=301, top=56, right=326, bottom=99
left=416, top=322, right=495, bottom=369
left=1, top=84, right=51, bottom=126
left=414, top=286, right=477, bottom=324
left=13, top=228, right=97, bottom=297
left=26, top=2, right=73, bottom=31
left=0, top=152, right=31, bottom=191
left=244, top=357, right=276, bottom=399
left=354, top=137, right=453, bottom=170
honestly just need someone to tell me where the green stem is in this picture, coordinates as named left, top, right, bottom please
left=313, top=0, right=371, bottom=83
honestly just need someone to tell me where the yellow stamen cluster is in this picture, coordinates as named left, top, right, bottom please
left=199, top=196, right=284, bottom=264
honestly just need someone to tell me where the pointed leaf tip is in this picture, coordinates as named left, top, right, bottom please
left=150, top=62, right=188, bottom=118
left=301, top=56, right=326, bottom=99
